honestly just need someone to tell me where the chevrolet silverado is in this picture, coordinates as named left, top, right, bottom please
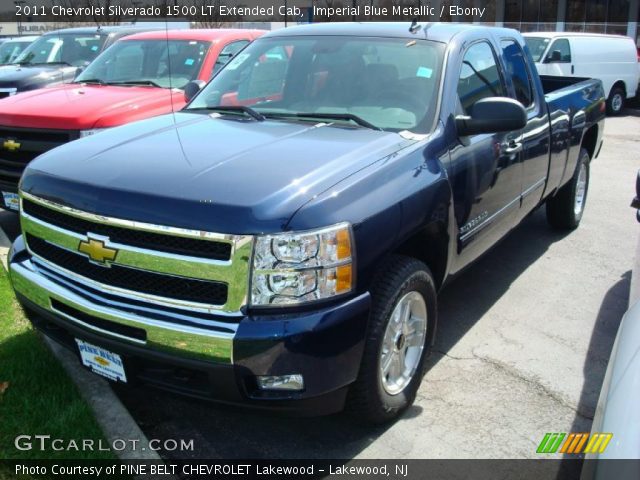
left=9, top=23, right=605, bottom=424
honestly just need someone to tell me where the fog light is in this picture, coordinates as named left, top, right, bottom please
left=256, top=374, right=304, bottom=391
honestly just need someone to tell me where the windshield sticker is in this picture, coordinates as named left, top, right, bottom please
left=225, top=52, right=250, bottom=70
left=185, top=58, right=195, bottom=66
left=91, top=46, right=98, bottom=51
left=416, top=67, right=432, bottom=78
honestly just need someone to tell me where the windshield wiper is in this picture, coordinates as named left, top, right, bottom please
left=264, top=112, right=381, bottom=131
left=75, top=78, right=105, bottom=85
left=25, top=61, right=73, bottom=67
left=107, top=80, right=163, bottom=88
left=192, top=105, right=266, bottom=122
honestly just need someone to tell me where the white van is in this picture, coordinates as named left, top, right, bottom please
left=523, top=32, right=639, bottom=115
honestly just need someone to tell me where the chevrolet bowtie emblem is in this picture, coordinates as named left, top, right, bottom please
left=78, top=237, right=118, bottom=265
left=3, top=139, right=20, bottom=151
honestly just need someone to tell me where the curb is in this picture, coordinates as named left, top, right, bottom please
left=0, top=216, right=166, bottom=467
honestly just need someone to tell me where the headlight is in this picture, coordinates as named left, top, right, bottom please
left=79, top=128, right=108, bottom=138
left=251, top=223, right=354, bottom=306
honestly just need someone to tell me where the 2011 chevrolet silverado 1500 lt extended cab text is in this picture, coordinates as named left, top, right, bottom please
left=9, top=23, right=606, bottom=423
left=0, top=29, right=263, bottom=211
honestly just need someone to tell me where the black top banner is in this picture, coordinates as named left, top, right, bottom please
left=2, top=0, right=493, bottom=23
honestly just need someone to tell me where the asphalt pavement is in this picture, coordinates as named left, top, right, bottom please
left=2, top=112, right=639, bottom=462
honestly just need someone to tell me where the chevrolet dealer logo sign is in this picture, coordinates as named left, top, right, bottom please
left=3, top=139, right=21, bottom=151
left=78, top=237, right=118, bottom=265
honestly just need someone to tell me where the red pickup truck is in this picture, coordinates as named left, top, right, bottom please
left=0, top=28, right=263, bottom=211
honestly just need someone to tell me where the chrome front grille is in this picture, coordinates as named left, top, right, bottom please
left=19, top=192, right=253, bottom=316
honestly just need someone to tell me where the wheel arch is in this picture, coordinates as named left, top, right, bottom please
left=581, top=124, right=599, bottom=161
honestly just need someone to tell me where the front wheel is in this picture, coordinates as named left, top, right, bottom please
left=546, top=147, right=590, bottom=230
left=347, top=255, right=437, bottom=424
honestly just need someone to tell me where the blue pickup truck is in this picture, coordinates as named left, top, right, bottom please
left=9, top=23, right=605, bottom=423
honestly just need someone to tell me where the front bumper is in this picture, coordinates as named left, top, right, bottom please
left=9, top=236, right=370, bottom=415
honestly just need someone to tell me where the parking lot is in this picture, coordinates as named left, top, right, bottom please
left=2, top=113, right=639, bottom=461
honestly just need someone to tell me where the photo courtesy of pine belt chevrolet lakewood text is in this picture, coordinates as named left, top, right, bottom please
left=8, top=23, right=605, bottom=424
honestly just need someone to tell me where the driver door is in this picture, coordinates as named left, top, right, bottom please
left=449, top=41, right=523, bottom=264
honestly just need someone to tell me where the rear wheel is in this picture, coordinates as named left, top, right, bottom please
left=606, top=86, right=625, bottom=115
left=546, top=148, right=590, bottom=230
left=347, top=255, right=437, bottom=424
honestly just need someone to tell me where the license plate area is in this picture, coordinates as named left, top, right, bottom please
left=2, top=191, right=19, bottom=211
left=76, top=339, right=127, bottom=383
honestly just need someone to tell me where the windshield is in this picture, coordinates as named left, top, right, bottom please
left=76, top=39, right=210, bottom=89
left=14, top=33, right=106, bottom=67
left=186, top=35, right=444, bottom=133
left=524, top=37, right=551, bottom=62
left=0, top=40, right=32, bottom=65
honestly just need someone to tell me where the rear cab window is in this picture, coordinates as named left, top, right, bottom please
left=500, top=39, right=535, bottom=109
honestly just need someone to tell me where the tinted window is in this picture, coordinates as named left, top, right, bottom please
left=501, top=40, right=534, bottom=107
left=547, top=39, right=571, bottom=62
left=213, top=40, right=249, bottom=76
left=458, top=42, right=505, bottom=114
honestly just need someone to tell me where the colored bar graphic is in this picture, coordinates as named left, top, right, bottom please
left=538, top=433, right=612, bottom=454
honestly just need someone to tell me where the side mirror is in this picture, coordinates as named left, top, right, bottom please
left=455, top=97, right=527, bottom=137
left=545, top=50, right=562, bottom=63
left=184, top=80, right=206, bottom=103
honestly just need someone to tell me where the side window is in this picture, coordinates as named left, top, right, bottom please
left=213, top=40, right=249, bottom=76
left=501, top=40, right=534, bottom=108
left=547, top=39, right=571, bottom=63
left=457, top=42, right=506, bottom=114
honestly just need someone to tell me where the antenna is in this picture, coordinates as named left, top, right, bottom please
left=165, top=20, right=175, bottom=117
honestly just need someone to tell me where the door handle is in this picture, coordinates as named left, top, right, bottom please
left=571, top=65, right=575, bottom=74
left=503, top=140, right=523, bottom=155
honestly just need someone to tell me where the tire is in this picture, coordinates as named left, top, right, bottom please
left=606, top=86, right=625, bottom=115
left=546, top=148, right=590, bottom=230
left=347, top=255, right=437, bottom=424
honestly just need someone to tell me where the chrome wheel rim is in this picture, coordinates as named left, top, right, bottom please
left=379, top=291, right=427, bottom=395
left=612, top=93, right=623, bottom=112
left=574, top=162, right=588, bottom=216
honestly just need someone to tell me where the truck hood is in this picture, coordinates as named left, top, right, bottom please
left=0, top=84, right=182, bottom=130
left=0, top=64, right=66, bottom=88
left=22, top=112, right=416, bottom=233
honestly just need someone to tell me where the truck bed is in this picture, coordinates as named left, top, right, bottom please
left=540, top=75, right=593, bottom=95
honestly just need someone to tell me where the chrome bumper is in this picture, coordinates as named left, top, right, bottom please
left=9, top=238, right=236, bottom=364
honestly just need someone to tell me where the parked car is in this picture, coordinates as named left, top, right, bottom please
left=0, top=29, right=262, bottom=212
left=581, top=177, right=640, bottom=477
left=524, top=32, right=639, bottom=115
left=9, top=23, right=606, bottom=423
left=0, top=26, right=160, bottom=100
left=0, top=36, right=38, bottom=65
